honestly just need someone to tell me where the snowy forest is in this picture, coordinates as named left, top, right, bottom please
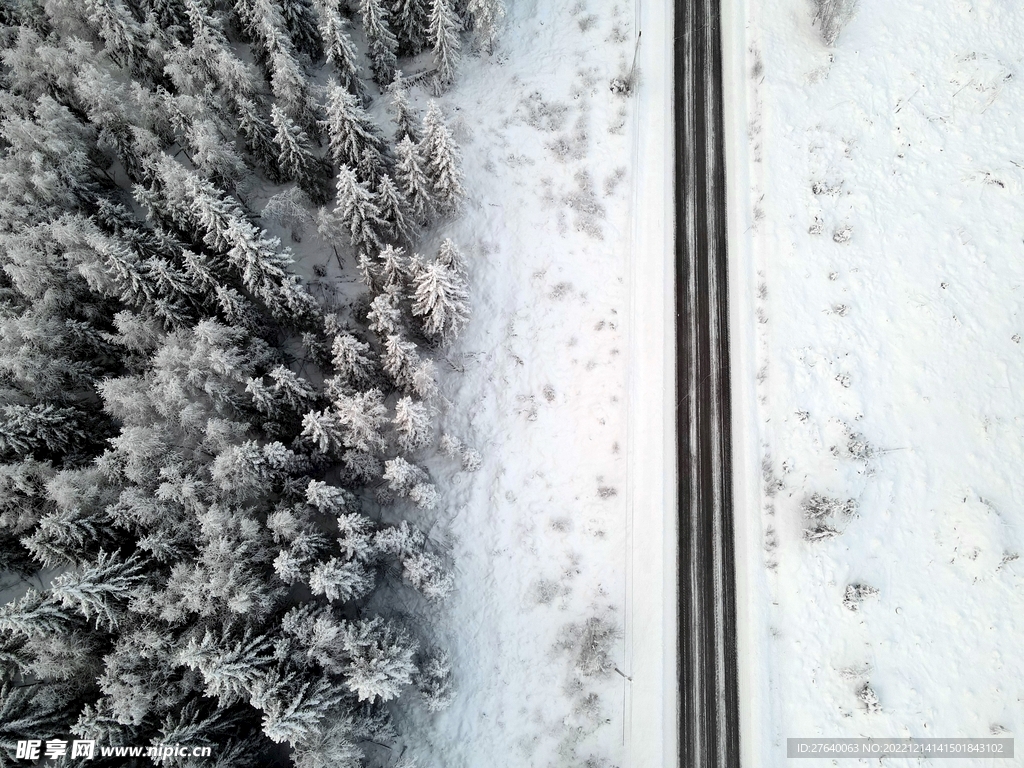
left=0, top=0, right=502, bottom=759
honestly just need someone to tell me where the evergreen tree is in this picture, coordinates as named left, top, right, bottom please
left=393, top=396, right=431, bottom=451
left=331, top=166, right=385, bottom=254
left=331, top=332, right=375, bottom=388
left=390, top=0, right=428, bottom=55
left=316, top=4, right=365, bottom=100
left=276, top=0, right=323, bottom=60
left=235, top=96, right=286, bottom=182
left=466, top=0, right=504, bottom=53
left=271, top=105, right=328, bottom=204
left=410, top=256, right=469, bottom=345
left=375, top=173, right=414, bottom=242
left=340, top=618, right=417, bottom=702
left=393, top=136, right=434, bottom=223
left=387, top=72, right=420, bottom=143
left=427, top=0, right=461, bottom=91
left=322, top=84, right=386, bottom=175
left=420, top=102, right=465, bottom=214
left=358, top=0, right=398, bottom=86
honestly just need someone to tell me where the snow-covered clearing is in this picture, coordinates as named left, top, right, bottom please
left=728, top=0, right=1024, bottom=763
left=388, top=0, right=668, bottom=764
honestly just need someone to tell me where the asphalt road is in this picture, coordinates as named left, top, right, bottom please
left=674, top=0, right=741, bottom=765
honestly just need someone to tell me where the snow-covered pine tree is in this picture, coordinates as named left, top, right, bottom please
left=322, top=84, right=386, bottom=177
left=358, top=0, right=399, bottom=86
left=393, top=396, right=431, bottom=451
left=340, top=618, right=417, bottom=702
left=367, top=290, right=402, bottom=337
left=420, top=102, right=465, bottom=215
left=331, top=332, right=375, bottom=388
left=411, top=252, right=469, bottom=345
left=390, top=0, right=428, bottom=55
left=331, top=165, right=385, bottom=254
left=276, top=0, right=323, bottom=60
left=377, top=245, right=410, bottom=291
left=394, top=136, right=434, bottom=223
left=269, top=45, right=320, bottom=135
left=427, top=0, right=461, bottom=92
left=436, top=236, right=467, bottom=275
left=83, top=0, right=153, bottom=75
left=466, top=0, right=505, bottom=53
left=387, top=72, right=420, bottom=143
left=375, top=173, right=414, bottom=242
left=234, top=96, right=286, bottom=182
left=270, top=104, right=329, bottom=204
left=381, top=333, right=422, bottom=390
left=316, top=3, right=365, bottom=100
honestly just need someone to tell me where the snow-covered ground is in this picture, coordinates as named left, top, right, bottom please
left=728, top=0, right=1024, bottom=764
left=389, top=0, right=661, bottom=764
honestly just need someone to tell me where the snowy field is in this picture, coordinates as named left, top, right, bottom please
left=391, top=1, right=645, bottom=765
left=727, top=0, right=1024, bottom=764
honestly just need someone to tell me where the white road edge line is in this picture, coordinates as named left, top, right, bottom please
left=625, top=0, right=678, bottom=762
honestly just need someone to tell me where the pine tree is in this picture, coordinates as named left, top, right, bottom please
left=276, top=0, right=323, bottom=60
left=322, top=85, right=386, bottom=176
left=427, top=0, right=461, bottom=91
left=308, top=558, right=374, bottom=602
left=382, top=333, right=420, bottom=389
left=331, top=332, right=375, bottom=387
left=393, top=136, right=434, bottom=223
left=235, top=96, right=286, bottom=182
left=50, top=551, right=148, bottom=630
left=410, top=258, right=469, bottom=345
left=377, top=245, right=410, bottom=291
left=271, top=105, right=328, bottom=204
left=420, top=102, right=465, bottom=215
left=436, top=236, right=467, bottom=275
left=466, top=0, right=504, bottom=52
left=402, top=551, right=451, bottom=597
left=331, top=166, right=385, bottom=253
left=387, top=72, right=420, bottom=143
left=331, top=389, right=388, bottom=454
left=375, top=174, right=414, bottom=242
left=178, top=628, right=276, bottom=705
left=393, top=396, right=431, bottom=451
left=359, top=0, right=399, bottom=86
left=269, top=46, right=320, bottom=135
left=255, top=674, right=346, bottom=746
left=389, top=0, right=428, bottom=55
left=340, top=618, right=417, bottom=702
left=317, top=5, right=364, bottom=100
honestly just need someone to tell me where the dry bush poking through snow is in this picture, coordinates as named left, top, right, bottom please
left=556, top=616, right=619, bottom=677
left=802, top=493, right=856, bottom=541
left=812, top=0, right=858, bottom=46
left=856, top=681, right=881, bottom=713
left=842, top=583, right=879, bottom=611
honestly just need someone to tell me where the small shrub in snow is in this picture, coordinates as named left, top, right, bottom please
left=812, top=0, right=858, bottom=47
left=846, top=432, right=873, bottom=461
left=832, top=224, right=852, bottom=243
left=557, top=616, right=619, bottom=677
left=842, top=583, right=879, bottom=611
left=803, top=524, right=840, bottom=542
left=856, top=681, right=881, bottom=713
left=802, top=493, right=857, bottom=520
left=461, top=448, right=482, bottom=472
